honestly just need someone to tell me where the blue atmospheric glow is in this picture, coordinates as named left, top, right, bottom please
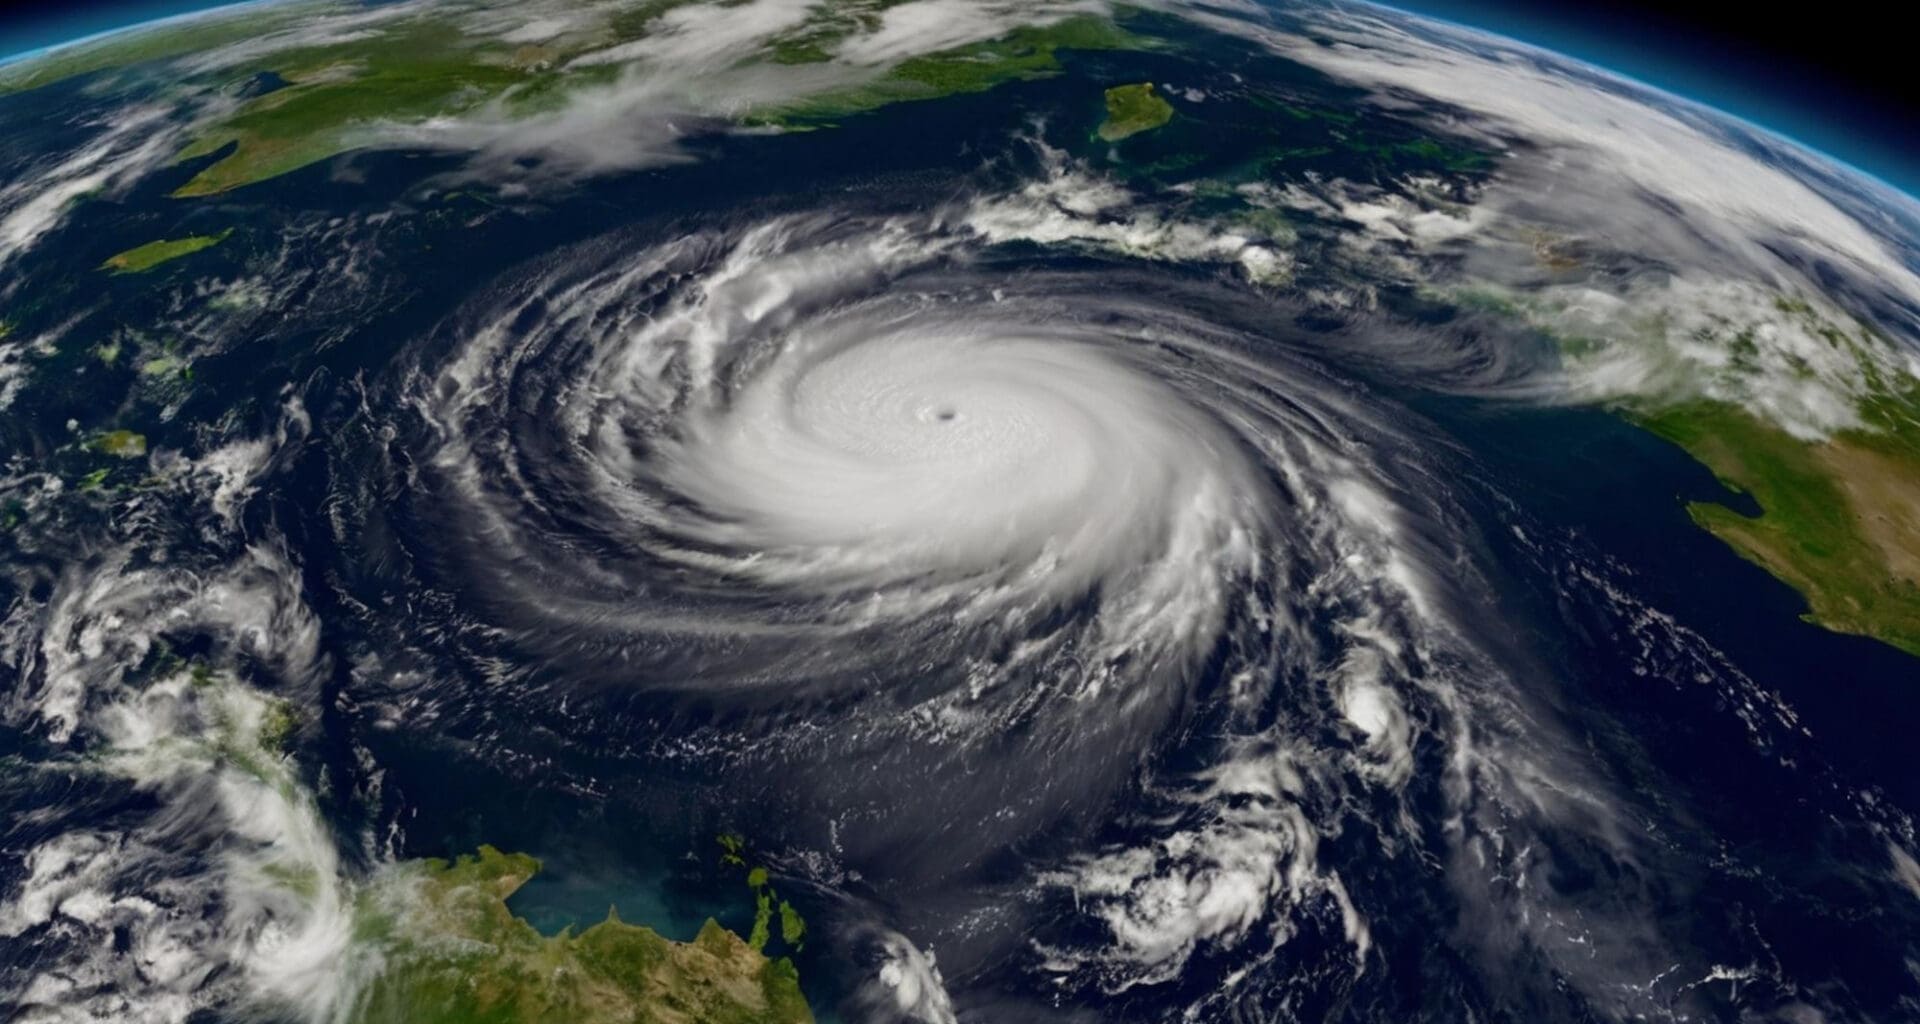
left=1376, top=0, right=1920, bottom=197
left=0, top=0, right=1912, bottom=197
left=0, top=0, right=252, bottom=68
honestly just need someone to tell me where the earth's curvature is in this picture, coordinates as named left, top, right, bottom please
left=2, top=1, right=1920, bottom=1022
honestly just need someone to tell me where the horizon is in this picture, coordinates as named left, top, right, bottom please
left=1, top=0, right=1915, bottom=199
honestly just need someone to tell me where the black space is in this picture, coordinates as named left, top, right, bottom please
left=1397, top=0, right=1915, bottom=133
left=0, top=0, right=1913, bottom=183
left=1, top=0, right=1914, bottom=121
left=1664, top=0, right=1901, bottom=117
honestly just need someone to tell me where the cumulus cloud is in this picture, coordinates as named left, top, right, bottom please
left=960, top=140, right=1293, bottom=281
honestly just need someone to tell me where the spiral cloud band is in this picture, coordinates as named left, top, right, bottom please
left=4, top=2, right=1918, bottom=1021
left=415, top=216, right=1335, bottom=692
left=388, top=205, right=1514, bottom=1000
left=2, top=179, right=1856, bottom=1024
left=345, top=194, right=1794, bottom=1022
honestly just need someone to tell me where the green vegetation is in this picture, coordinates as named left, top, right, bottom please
left=100, top=230, right=230, bottom=273
left=352, top=846, right=813, bottom=1024
left=757, top=15, right=1140, bottom=125
left=3, top=0, right=1145, bottom=196
left=209, top=690, right=302, bottom=790
left=1353, top=136, right=1492, bottom=173
left=0, top=1, right=325, bottom=95
left=1453, top=282, right=1920, bottom=657
left=892, top=17, right=1132, bottom=94
left=168, top=16, right=542, bottom=197
left=0, top=319, right=12, bottom=340
left=763, top=0, right=910, bottom=65
left=153, top=5, right=1141, bottom=194
left=749, top=889, right=773, bottom=951
left=140, top=355, right=186, bottom=378
left=778, top=901, right=806, bottom=949
left=89, top=429, right=147, bottom=458
left=1097, top=82, right=1173, bottom=141
left=256, top=700, right=298, bottom=753
left=1231, top=88, right=1497, bottom=180
left=726, top=837, right=807, bottom=956
left=1635, top=400, right=1920, bottom=657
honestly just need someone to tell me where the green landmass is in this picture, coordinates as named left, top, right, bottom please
left=0, top=319, right=12, bottom=340
left=101, top=230, right=230, bottom=273
left=1450, top=281, right=1920, bottom=658
left=0, top=1, right=326, bottom=95
left=163, top=8, right=1139, bottom=195
left=778, top=901, right=806, bottom=949
left=1378, top=137, right=1490, bottom=173
left=759, top=0, right=961, bottom=66
left=1097, top=81, right=1173, bottom=141
left=0, top=0, right=1148, bottom=197
left=747, top=16, right=1140, bottom=126
left=890, top=16, right=1134, bottom=95
left=93, top=668, right=812, bottom=1023
left=89, top=429, right=147, bottom=457
left=727, top=837, right=807, bottom=956
left=749, top=889, right=773, bottom=952
left=140, top=355, right=186, bottom=378
left=255, top=699, right=298, bottom=753
left=351, top=846, right=813, bottom=1024
left=166, top=14, right=549, bottom=197
left=1634, top=400, right=1920, bottom=657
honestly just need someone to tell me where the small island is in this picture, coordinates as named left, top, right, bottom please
left=1098, top=81, right=1174, bottom=141
left=89, top=429, right=148, bottom=458
left=101, top=230, right=230, bottom=273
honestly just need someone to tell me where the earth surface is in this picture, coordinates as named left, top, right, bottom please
left=2, top=1, right=1920, bottom=1022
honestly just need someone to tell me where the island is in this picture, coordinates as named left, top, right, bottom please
left=1098, top=82, right=1174, bottom=141
left=100, top=230, right=230, bottom=273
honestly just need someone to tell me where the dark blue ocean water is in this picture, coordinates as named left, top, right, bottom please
left=3, top=10, right=1919, bottom=1022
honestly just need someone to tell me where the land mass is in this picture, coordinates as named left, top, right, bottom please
left=1456, top=280, right=1920, bottom=658
left=0, top=0, right=1145, bottom=197
left=101, top=230, right=229, bottom=273
left=352, top=845, right=813, bottom=1024
left=89, top=429, right=147, bottom=457
left=1636, top=400, right=1920, bottom=657
left=1098, top=81, right=1174, bottom=141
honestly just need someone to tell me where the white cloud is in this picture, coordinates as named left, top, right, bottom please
left=835, top=0, right=1103, bottom=66
left=0, top=104, right=181, bottom=279
left=1187, top=1, right=1920, bottom=325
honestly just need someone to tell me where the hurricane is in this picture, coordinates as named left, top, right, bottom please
left=5, top=2, right=1920, bottom=1023
left=330, top=201, right=1716, bottom=1018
